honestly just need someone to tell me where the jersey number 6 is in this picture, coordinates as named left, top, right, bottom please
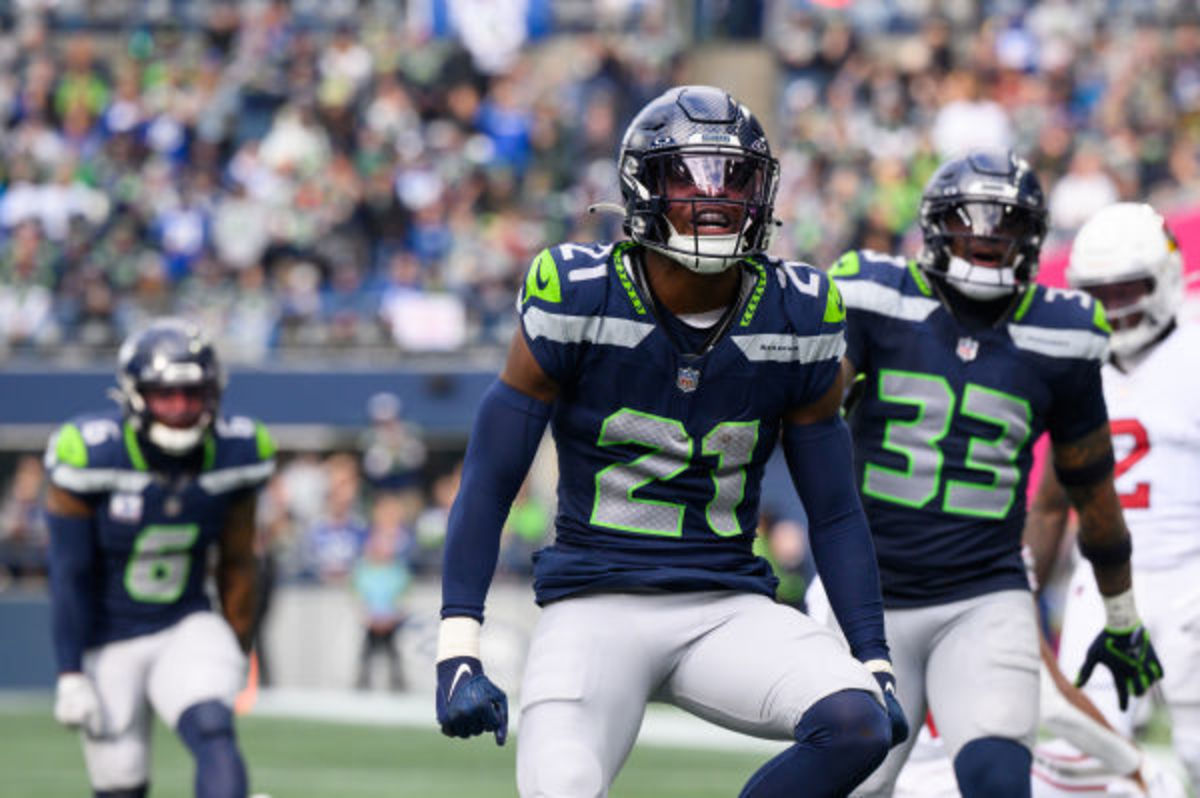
left=124, top=524, right=200, bottom=603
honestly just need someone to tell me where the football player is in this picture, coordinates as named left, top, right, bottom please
left=1025, top=202, right=1199, bottom=791
left=45, top=318, right=275, bottom=798
left=830, top=151, right=1162, bottom=798
left=435, top=85, right=908, bottom=797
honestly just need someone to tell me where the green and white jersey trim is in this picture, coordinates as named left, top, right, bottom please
left=838, top=281, right=939, bottom=322
left=522, top=305, right=655, bottom=349
left=50, top=466, right=153, bottom=494
left=731, top=332, right=846, bottom=364
left=1006, top=324, right=1108, bottom=361
left=198, top=460, right=276, bottom=494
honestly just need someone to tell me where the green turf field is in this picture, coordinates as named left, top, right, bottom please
left=3, top=700, right=766, bottom=798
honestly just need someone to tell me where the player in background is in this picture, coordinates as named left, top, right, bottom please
left=805, top=574, right=1185, bottom=798
left=1024, top=202, right=1199, bottom=792
left=434, top=85, right=907, bottom=797
left=45, top=318, right=275, bottom=798
left=830, top=151, right=1162, bottom=798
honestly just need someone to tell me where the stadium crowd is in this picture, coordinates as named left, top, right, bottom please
left=0, top=0, right=1197, bottom=363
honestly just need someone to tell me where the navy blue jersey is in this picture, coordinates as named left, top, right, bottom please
left=44, top=411, right=276, bottom=646
left=519, top=241, right=847, bottom=604
left=833, top=249, right=1109, bottom=607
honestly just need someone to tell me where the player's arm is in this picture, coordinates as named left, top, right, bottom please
left=1052, top=424, right=1130, bottom=596
left=436, top=328, right=557, bottom=745
left=217, top=491, right=258, bottom=653
left=1052, top=423, right=1162, bottom=705
left=45, top=484, right=97, bottom=674
left=782, top=370, right=908, bottom=746
left=1021, top=452, right=1073, bottom=591
left=45, top=483, right=105, bottom=735
left=1038, top=632, right=1147, bottom=789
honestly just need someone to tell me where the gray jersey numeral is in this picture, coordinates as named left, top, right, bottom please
left=863, top=371, right=954, bottom=508
left=943, top=384, right=1032, bottom=518
left=124, top=524, right=199, bottom=603
left=863, top=370, right=1031, bottom=517
left=591, top=409, right=759, bottom=537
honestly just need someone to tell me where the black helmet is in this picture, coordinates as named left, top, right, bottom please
left=617, top=85, right=780, bottom=274
left=918, top=150, right=1047, bottom=300
left=115, top=318, right=224, bottom=455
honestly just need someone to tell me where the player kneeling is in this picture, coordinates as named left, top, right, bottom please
left=45, top=318, right=275, bottom=798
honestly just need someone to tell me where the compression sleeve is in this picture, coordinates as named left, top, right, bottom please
left=47, top=512, right=97, bottom=673
left=782, top=415, right=889, bottom=662
left=441, top=379, right=552, bottom=621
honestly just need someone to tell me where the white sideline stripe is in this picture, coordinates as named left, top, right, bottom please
left=838, top=281, right=939, bottom=322
left=248, top=688, right=787, bottom=753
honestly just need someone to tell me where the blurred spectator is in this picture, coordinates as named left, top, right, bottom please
left=753, top=514, right=810, bottom=610
left=360, top=392, right=428, bottom=511
left=0, top=455, right=49, bottom=586
left=497, top=483, right=551, bottom=577
left=0, top=1, right=1192, bottom=364
left=302, top=453, right=368, bottom=583
left=352, top=494, right=414, bottom=691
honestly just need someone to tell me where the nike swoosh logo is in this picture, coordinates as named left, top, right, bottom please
left=449, top=663, right=473, bottom=697
left=535, top=264, right=551, bottom=291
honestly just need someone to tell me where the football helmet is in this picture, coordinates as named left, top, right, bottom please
left=918, top=150, right=1047, bottom=300
left=617, top=85, right=780, bottom=274
left=115, top=318, right=225, bottom=455
left=1067, top=202, right=1183, bottom=359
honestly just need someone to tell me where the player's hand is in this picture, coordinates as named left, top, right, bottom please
left=436, top=656, right=508, bottom=745
left=1076, top=624, right=1163, bottom=711
left=866, top=662, right=909, bottom=748
left=54, top=672, right=104, bottom=737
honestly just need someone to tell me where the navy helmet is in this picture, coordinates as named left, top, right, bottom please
left=918, top=150, right=1047, bottom=300
left=618, top=85, right=780, bottom=274
left=115, top=318, right=224, bottom=455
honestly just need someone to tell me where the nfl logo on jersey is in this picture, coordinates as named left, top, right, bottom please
left=956, top=336, right=979, bottom=363
left=676, top=366, right=700, bottom=393
left=109, top=492, right=143, bottom=523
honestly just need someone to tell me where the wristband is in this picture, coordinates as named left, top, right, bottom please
left=437, top=616, right=482, bottom=662
left=863, top=659, right=894, bottom=677
left=1101, top=588, right=1140, bottom=632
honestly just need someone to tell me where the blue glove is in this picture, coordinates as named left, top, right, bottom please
left=1076, top=624, right=1163, bottom=711
left=436, top=656, right=508, bottom=745
left=873, top=670, right=909, bottom=748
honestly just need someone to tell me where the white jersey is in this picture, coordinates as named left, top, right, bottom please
left=1102, top=323, right=1200, bottom=570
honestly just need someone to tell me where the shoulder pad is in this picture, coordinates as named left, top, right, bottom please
left=200, top=416, right=276, bottom=494
left=767, top=259, right=844, bottom=330
left=829, top=250, right=939, bottom=322
left=44, top=415, right=123, bottom=470
left=520, top=242, right=619, bottom=312
left=44, top=414, right=149, bottom=494
left=829, top=249, right=912, bottom=282
left=1007, top=285, right=1110, bottom=361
